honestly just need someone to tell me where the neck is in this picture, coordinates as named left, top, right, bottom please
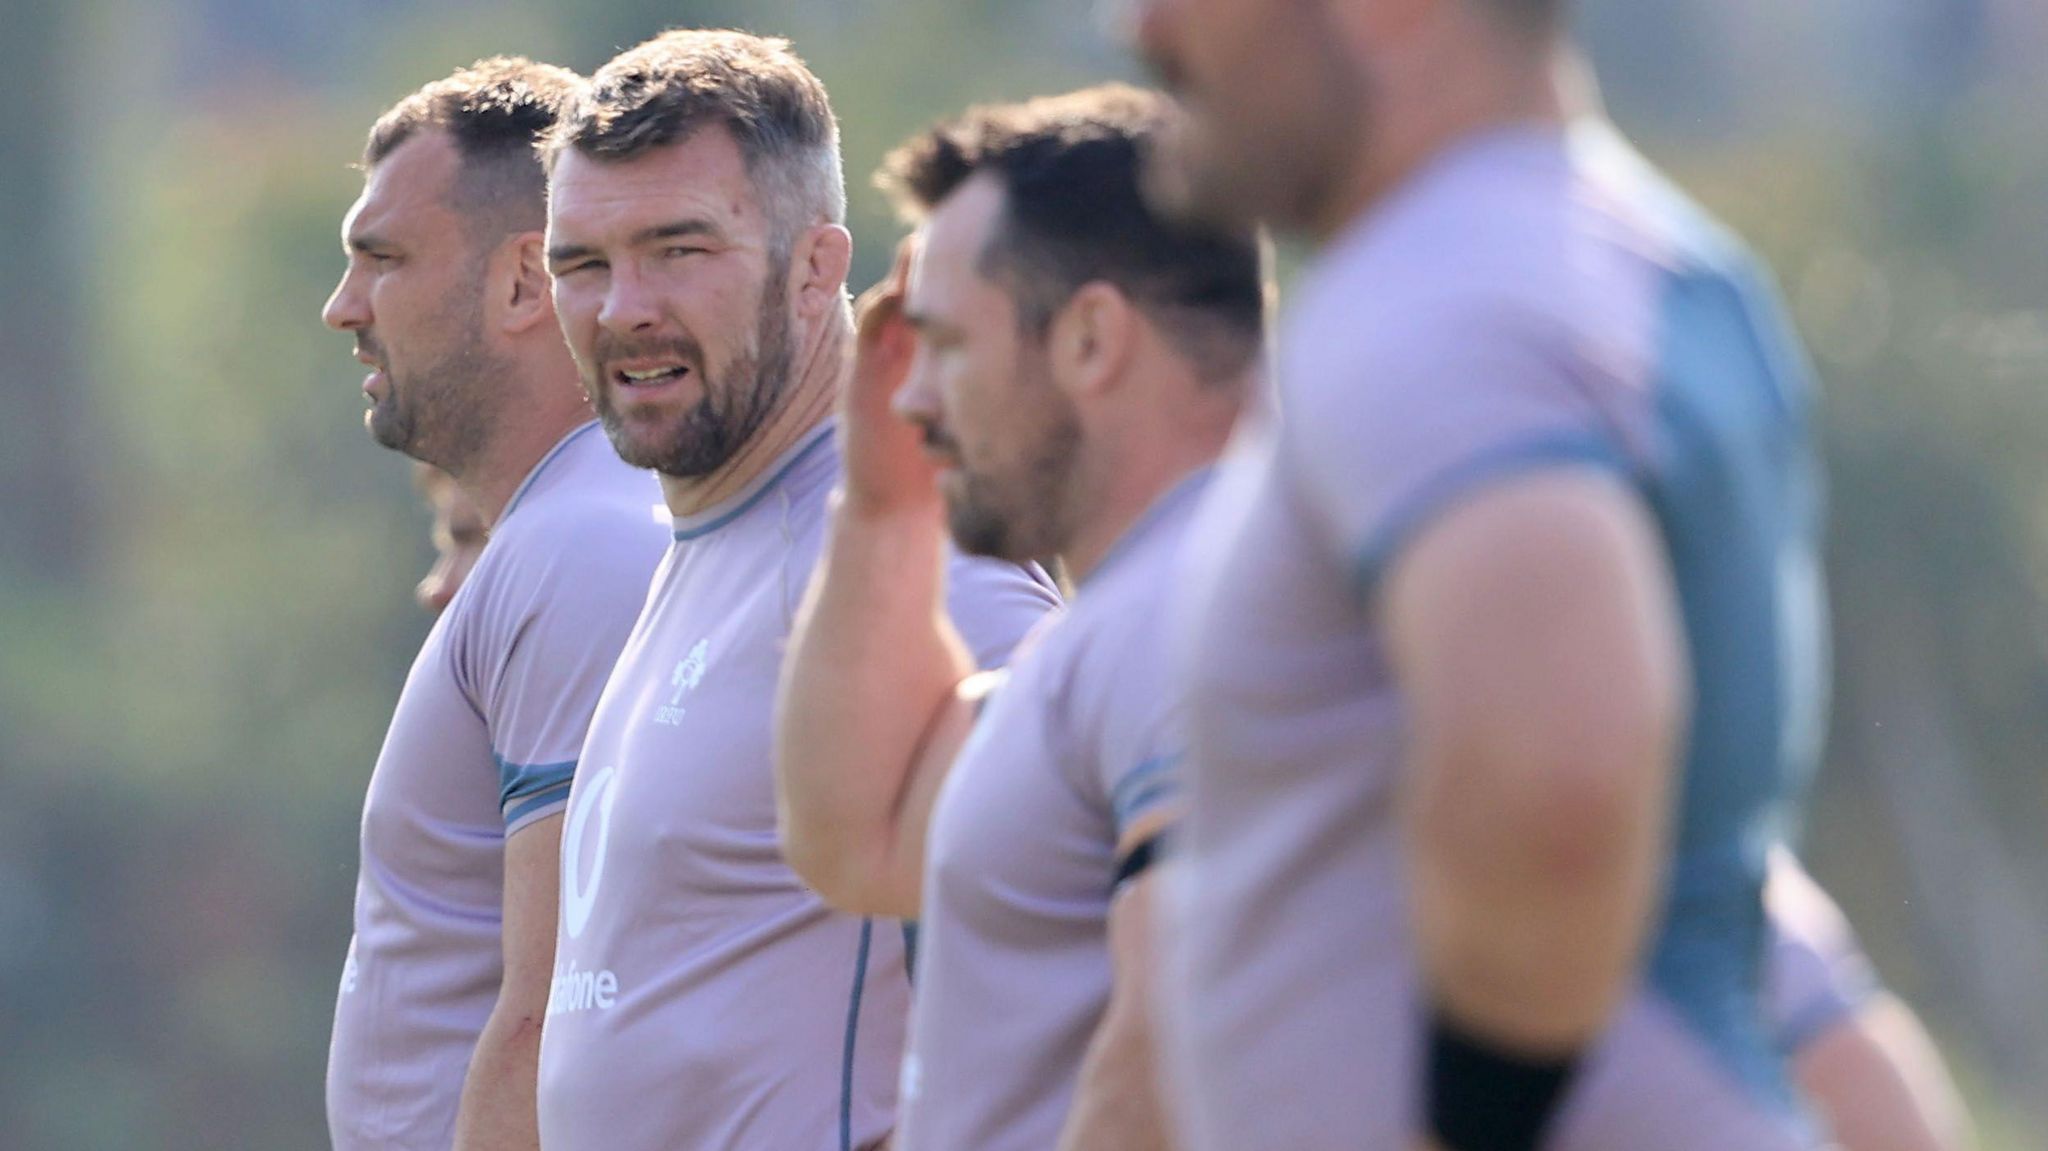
left=1059, top=370, right=1242, bottom=585
left=658, top=315, right=847, bottom=519
left=1313, top=30, right=1571, bottom=244
left=451, top=371, right=596, bottom=527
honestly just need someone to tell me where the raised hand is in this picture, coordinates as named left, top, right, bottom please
left=839, top=238, right=940, bottom=520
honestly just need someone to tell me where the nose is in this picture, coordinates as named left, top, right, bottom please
left=597, top=264, right=663, bottom=334
left=324, top=265, right=369, bottom=333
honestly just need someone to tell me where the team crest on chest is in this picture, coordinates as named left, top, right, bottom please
left=653, top=638, right=710, bottom=727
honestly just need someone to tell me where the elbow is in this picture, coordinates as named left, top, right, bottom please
left=777, top=810, right=915, bottom=919
left=776, top=810, right=856, bottom=908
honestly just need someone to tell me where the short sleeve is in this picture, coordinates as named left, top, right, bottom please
left=484, top=531, right=660, bottom=834
left=941, top=552, right=1063, bottom=671
left=1281, top=301, right=1647, bottom=593
left=1764, top=851, right=1883, bottom=1054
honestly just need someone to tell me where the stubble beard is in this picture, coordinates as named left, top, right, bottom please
left=943, top=387, right=1082, bottom=566
left=595, top=264, right=796, bottom=479
left=1143, top=18, right=1370, bottom=237
left=366, top=289, right=502, bottom=476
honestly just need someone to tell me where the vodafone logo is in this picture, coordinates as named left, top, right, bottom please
left=561, top=765, right=620, bottom=941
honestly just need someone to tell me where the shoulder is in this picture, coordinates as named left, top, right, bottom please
left=491, top=474, right=669, bottom=598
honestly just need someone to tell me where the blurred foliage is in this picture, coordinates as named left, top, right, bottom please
left=0, top=0, right=2043, bottom=1147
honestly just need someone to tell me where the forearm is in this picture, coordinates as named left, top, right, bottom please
left=776, top=497, right=971, bottom=913
left=1058, top=873, right=1174, bottom=1151
left=452, top=1000, right=543, bottom=1151
left=1057, top=1002, right=1175, bottom=1151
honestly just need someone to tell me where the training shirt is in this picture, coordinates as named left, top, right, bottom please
left=897, top=469, right=1208, bottom=1151
left=535, top=421, right=1059, bottom=1151
left=1161, top=122, right=1830, bottom=1151
left=326, top=422, right=667, bottom=1150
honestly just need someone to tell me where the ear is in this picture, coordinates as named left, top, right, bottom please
left=491, top=231, right=555, bottom=336
left=1047, top=281, right=1138, bottom=401
left=790, top=223, right=854, bottom=320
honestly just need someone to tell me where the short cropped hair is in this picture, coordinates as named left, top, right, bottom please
left=879, top=84, right=1264, bottom=386
left=545, top=29, right=846, bottom=249
left=364, top=56, right=583, bottom=235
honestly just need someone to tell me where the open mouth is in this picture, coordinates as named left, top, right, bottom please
left=613, top=364, right=691, bottom=390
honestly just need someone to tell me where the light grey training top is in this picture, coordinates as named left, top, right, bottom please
left=536, top=422, right=1060, bottom=1151
left=1161, top=122, right=1828, bottom=1151
left=897, top=469, right=1209, bottom=1151
left=326, top=422, right=667, bottom=1150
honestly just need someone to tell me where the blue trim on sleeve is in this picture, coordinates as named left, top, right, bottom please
left=1352, top=432, right=1640, bottom=594
left=494, top=754, right=579, bottom=809
left=901, top=921, right=919, bottom=985
left=838, top=917, right=875, bottom=1151
left=504, top=780, right=574, bottom=828
left=1111, top=753, right=1187, bottom=830
left=1776, top=966, right=1883, bottom=1056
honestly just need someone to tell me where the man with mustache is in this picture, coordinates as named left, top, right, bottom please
left=774, top=85, right=1264, bottom=1151
left=534, top=30, right=1058, bottom=1151
left=322, top=58, right=668, bottom=1151
left=1128, top=0, right=1843, bottom=1147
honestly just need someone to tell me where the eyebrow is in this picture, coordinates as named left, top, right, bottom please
left=547, top=218, right=726, bottom=266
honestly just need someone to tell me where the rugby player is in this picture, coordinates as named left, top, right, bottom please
left=533, top=30, right=1059, bottom=1151
left=1130, top=0, right=1840, bottom=1146
left=410, top=463, right=487, bottom=616
left=322, top=59, right=668, bottom=1151
left=773, top=86, right=1263, bottom=1151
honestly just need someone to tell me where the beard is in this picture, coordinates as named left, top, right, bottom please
left=1140, top=13, right=1370, bottom=236
left=592, top=263, right=796, bottom=478
left=362, top=286, right=501, bottom=473
left=938, top=377, right=1082, bottom=565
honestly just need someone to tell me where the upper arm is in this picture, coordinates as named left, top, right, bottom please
left=1795, top=997, right=1976, bottom=1151
left=866, top=670, right=1001, bottom=918
left=497, top=814, right=565, bottom=1010
left=1382, top=471, right=1689, bottom=796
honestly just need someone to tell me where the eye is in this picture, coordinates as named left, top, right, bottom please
left=660, top=245, right=707, bottom=260
left=552, top=259, right=607, bottom=278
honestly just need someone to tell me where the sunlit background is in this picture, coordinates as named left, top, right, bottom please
left=0, top=1, right=2043, bottom=1146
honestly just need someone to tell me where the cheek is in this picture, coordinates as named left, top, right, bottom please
left=661, top=259, right=764, bottom=329
left=551, top=280, right=604, bottom=354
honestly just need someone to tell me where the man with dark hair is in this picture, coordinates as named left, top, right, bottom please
left=1124, top=1, right=1844, bottom=1150
left=774, top=84, right=1261, bottom=1151
left=534, top=30, right=1058, bottom=1151
left=321, top=57, right=668, bottom=1151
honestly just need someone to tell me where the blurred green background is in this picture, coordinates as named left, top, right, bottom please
left=0, top=0, right=2043, bottom=1146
